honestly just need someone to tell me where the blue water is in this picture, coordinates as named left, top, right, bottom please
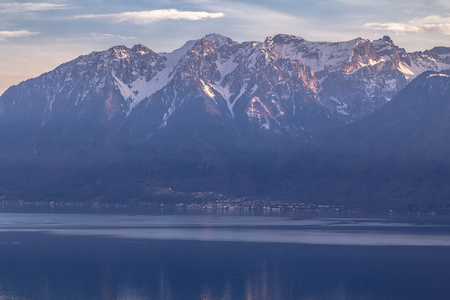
left=1, top=213, right=450, bottom=299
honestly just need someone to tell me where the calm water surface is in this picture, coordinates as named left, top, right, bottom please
left=1, top=212, right=450, bottom=299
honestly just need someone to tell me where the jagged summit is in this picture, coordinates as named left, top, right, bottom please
left=202, top=33, right=234, bottom=45
left=382, top=35, right=393, bottom=44
left=131, top=44, right=154, bottom=54
left=268, top=34, right=305, bottom=45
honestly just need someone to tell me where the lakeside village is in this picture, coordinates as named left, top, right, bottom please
left=0, top=187, right=346, bottom=214
left=1, top=187, right=441, bottom=214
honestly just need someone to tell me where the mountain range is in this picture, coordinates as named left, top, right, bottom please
left=1, top=33, right=449, bottom=210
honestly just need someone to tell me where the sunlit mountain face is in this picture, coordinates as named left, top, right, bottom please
left=0, top=34, right=449, bottom=210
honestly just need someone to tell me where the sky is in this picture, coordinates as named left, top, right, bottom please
left=1, top=0, right=450, bottom=95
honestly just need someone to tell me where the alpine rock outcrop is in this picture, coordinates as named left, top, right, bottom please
left=271, top=34, right=450, bottom=121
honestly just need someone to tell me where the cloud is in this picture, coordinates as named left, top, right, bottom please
left=89, top=33, right=137, bottom=40
left=74, top=9, right=224, bottom=24
left=365, top=15, right=450, bottom=35
left=192, top=1, right=309, bottom=39
left=0, top=30, right=39, bottom=41
left=0, top=2, right=68, bottom=13
left=190, top=0, right=358, bottom=44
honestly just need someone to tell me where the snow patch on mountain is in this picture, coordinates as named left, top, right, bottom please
left=329, top=96, right=350, bottom=116
left=200, top=79, right=216, bottom=100
left=160, top=96, right=177, bottom=128
left=211, top=83, right=235, bottom=117
left=428, top=73, right=450, bottom=78
left=247, top=96, right=272, bottom=130
left=113, top=69, right=173, bottom=115
left=216, top=59, right=238, bottom=80
left=398, top=63, right=415, bottom=79
left=110, top=39, right=203, bottom=115
left=161, top=39, right=197, bottom=69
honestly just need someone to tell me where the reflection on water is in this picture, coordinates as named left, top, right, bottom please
left=0, top=213, right=450, bottom=299
left=2, top=213, right=450, bottom=246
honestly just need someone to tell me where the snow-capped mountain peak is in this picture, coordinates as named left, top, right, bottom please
left=202, top=33, right=234, bottom=47
left=1, top=33, right=449, bottom=131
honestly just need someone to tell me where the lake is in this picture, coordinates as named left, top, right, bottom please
left=0, top=211, right=450, bottom=299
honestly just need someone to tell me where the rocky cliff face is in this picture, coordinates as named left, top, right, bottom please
left=271, top=34, right=450, bottom=121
